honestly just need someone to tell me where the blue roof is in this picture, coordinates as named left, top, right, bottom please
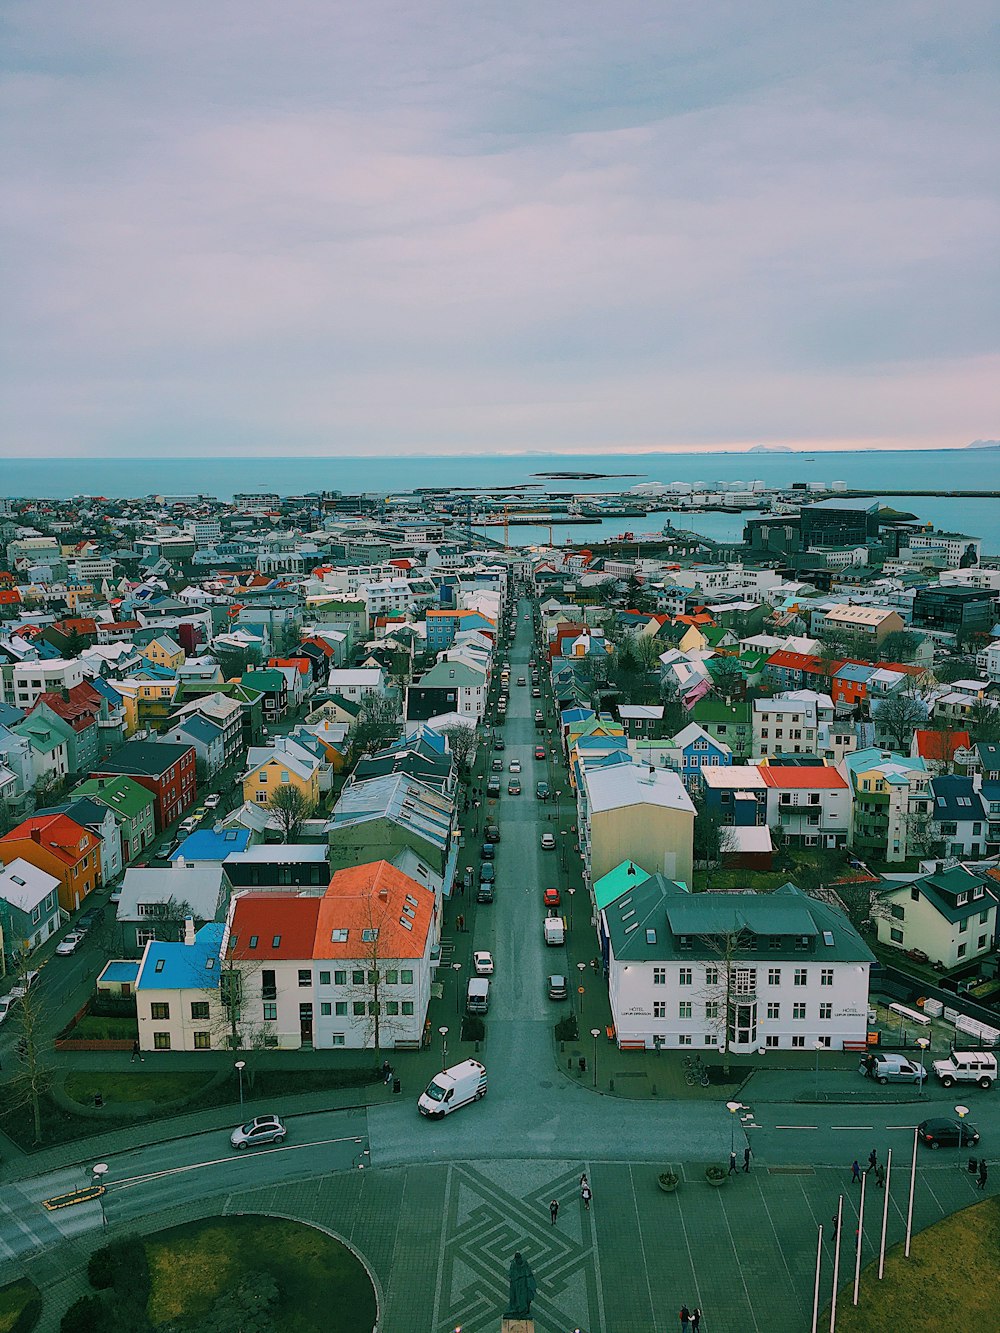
left=170, top=828, right=251, bottom=862
left=836, top=663, right=876, bottom=683
left=98, top=961, right=140, bottom=985
left=137, top=923, right=225, bottom=991
left=88, top=677, right=123, bottom=706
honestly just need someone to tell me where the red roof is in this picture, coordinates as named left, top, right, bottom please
left=268, top=657, right=311, bottom=675
left=315, top=861, right=433, bottom=959
left=228, top=895, right=322, bottom=961
left=766, top=650, right=829, bottom=673
left=760, top=767, right=848, bottom=790
left=1, top=814, right=96, bottom=865
left=914, top=730, right=971, bottom=762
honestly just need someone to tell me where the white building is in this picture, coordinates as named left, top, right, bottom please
left=752, top=696, right=820, bottom=760
left=325, top=668, right=387, bottom=703
left=8, top=659, right=86, bottom=710
left=601, top=876, right=874, bottom=1051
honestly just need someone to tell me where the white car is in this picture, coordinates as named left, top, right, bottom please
left=230, top=1114, right=287, bottom=1149
left=55, top=931, right=86, bottom=956
left=540, top=832, right=556, bottom=850
left=509, top=759, right=521, bottom=773
left=0, top=970, right=40, bottom=1023
left=204, top=794, right=221, bottom=809
left=474, top=951, right=494, bottom=976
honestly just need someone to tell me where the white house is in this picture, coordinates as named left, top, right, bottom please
left=602, top=877, right=874, bottom=1051
left=324, top=669, right=387, bottom=703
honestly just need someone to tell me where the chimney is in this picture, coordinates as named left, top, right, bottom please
left=184, top=916, right=195, bottom=946
left=378, top=888, right=389, bottom=903
left=31, top=827, right=42, bottom=843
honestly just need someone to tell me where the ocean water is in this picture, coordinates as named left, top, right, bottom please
left=2, top=450, right=998, bottom=550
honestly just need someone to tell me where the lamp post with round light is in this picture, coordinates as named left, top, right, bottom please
left=567, top=886, right=576, bottom=931
left=916, top=1037, right=929, bottom=1097
left=591, top=1029, right=601, bottom=1088
left=813, top=1039, right=824, bottom=1100
left=726, top=1101, right=744, bottom=1155
left=453, top=962, right=463, bottom=1016
left=92, top=1162, right=109, bottom=1229
left=235, top=1060, right=246, bottom=1109
left=439, top=1025, right=449, bottom=1065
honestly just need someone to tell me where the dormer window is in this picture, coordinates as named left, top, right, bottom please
left=955, top=893, right=968, bottom=907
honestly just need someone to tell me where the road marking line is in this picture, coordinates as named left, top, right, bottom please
left=775, top=1125, right=818, bottom=1130
left=109, top=1133, right=363, bottom=1192
left=715, top=1191, right=761, bottom=1333
left=831, top=1125, right=874, bottom=1130
left=885, top=1125, right=917, bottom=1130
left=627, top=1161, right=658, bottom=1329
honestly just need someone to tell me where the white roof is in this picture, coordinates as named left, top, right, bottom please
left=326, top=669, right=384, bottom=686
left=116, top=866, right=224, bottom=922
left=585, top=763, right=696, bottom=816
left=702, top=767, right=767, bottom=791
left=725, top=825, right=774, bottom=853
left=0, top=858, right=60, bottom=913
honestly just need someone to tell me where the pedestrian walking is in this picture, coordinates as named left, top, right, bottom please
left=549, top=1199, right=559, bottom=1224
left=831, top=1214, right=840, bottom=1238
left=875, top=1162, right=886, bottom=1189
left=131, top=1039, right=144, bottom=1064
left=977, top=1159, right=988, bottom=1190
left=729, top=1150, right=738, bottom=1175
left=678, top=1306, right=690, bottom=1330
left=579, top=1171, right=589, bottom=1190
left=867, top=1148, right=878, bottom=1173
left=851, top=1159, right=862, bottom=1183
left=581, top=1181, right=592, bottom=1210
left=743, top=1145, right=752, bottom=1173
left=690, top=1310, right=701, bottom=1332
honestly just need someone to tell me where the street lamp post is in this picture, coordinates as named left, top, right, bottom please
left=590, top=1028, right=601, bottom=1088
left=92, top=1162, right=109, bottom=1228
left=567, top=886, right=575, bottom=931
left=916, top=1037, right=929, bottom=1098
left=814, top=1039, right=824, bottom=1100
left=235, top=1060, right=246, bottom=1109
left=726, top=1101, right=743, bottom=1155
left=453, top=962, right=463, bottom=1017
left=439, top=1025, right=449, bottom=1065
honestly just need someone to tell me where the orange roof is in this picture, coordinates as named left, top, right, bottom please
left=760, top=767, right=848, bottom=790
left=914, top=730, right=971, bottom=762
left=314, top=861, right=433, bottom=959
left=268, top=657, right=311, bottom=674
left=1, top=814, right=96, bottom=865
left=228, top=895, right=322, bottom=961
left=301, top=636, right=336, bottom=657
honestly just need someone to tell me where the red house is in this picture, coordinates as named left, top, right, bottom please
left=90, top=740, right=197, bottom=831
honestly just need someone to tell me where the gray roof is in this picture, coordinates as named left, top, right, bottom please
left=116, top=867, right=226, bottom=923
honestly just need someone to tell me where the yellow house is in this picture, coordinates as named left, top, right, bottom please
left=141, top=635, right=185, bottom=670
left=242, top=740, right=321, bottom=808
left=114, top=679, right=179, bottom=735
left=65, top=582, right=96, bottom=612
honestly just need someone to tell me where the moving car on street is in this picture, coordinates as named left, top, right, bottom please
left=230, top=1115, right=287, bottom=1149
left=916, top=1117, right=980, bottom=1148
left=543, top=887, right=560, bottom=908
left=540, top=833, right=556, bottom=850
left=55, top=931, right=86, bottom=956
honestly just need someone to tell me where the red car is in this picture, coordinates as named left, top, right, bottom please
left=534, top=745, right=546, bottom=760
left=543, top=887, right=560, bottom=908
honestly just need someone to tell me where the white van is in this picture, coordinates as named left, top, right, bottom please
left=543, top=915, right=565, bottom=946
left=418, top=1059, right=488, bottom=1118
left=466, top=978, right=490, bottom=1015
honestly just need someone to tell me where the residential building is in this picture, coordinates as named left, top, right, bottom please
left=241, top=736, right=322, bottom=810
left=240, top=668, right=288, bottom=723
left=602, top=877, right=874, bottom=1051
left=326, top=771, right=457, bottom=896
left=0, top=812, right=102, bottom=912
left=161, top=713, right=227, bottom=778
left=930, top=775, right=988, bottom=858
left=8, top=659, right=86, bottom=710
left=0, top=859, right=61, bottom=962
left=134, top=922, right=227, bottom=1052
left=821, top=605, right=904, bottom=643
left=752, top=697, right=820, bottom=761
left=90, top=740, right=197, bottom=832
left=580, top=762, right=695, bottom=890
left=406, top=659, right=487, bottom=722
left=840, top=748, right=931, bottom=864
left=71, top=775, right=157, bottom=862
left=223, top=845, right=330, bottom=891
left=876, top=866, right=998, bottom=970
left=117, top=865, right=227, bottom=954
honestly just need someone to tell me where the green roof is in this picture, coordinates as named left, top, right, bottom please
left=691, top=700, right=750, bottom=725
left=73, top=774, right=156, bottom=818
left=593, top=860, right=651, bottom=912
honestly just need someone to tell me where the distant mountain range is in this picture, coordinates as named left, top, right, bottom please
left=965, top=439, right=1000, bottom=449
left=748, top=444, right=793, bottom=453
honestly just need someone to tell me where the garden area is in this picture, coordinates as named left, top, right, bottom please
left=828, top=1196, right=999, bottom=1333
left=60, top=1218, right=377, bottom=1333
left=0, top=1279, right=40, bottom=1333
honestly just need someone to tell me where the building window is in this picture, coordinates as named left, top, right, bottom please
left=767, top=1003, right=780, bottom=1020
left=791, top=1035, right=805, bottom=1048
left=150, top=1003, right=170, bottom=1020
left=334, top=970, right=346, bottom=985
left=400, top=969, right=414, bottom=985
left=705, top=1001, right=720, bottom=1019
left=678, top=1034, right=692, bottom=1046
left=352, top=1002, right=366, bottom=1016
left=263, top=1002, right=277, bottom=1021
left=262, top=970, right=277, bottom=1001
left=194, top=1032, right=211, bottom=1050
left=679, top=1002, right=692, bottom=1019
left=767, top=968, right=781, bottom=986
left=794, top=969, right=807, bottom=986
left=153, top=1033, right=171, bottom=1050
left=704, top=966, right=719, bottom=987
left=679, top=968, right=692, bottom=986
left=766, top=1035, right=780, bottom=1048
left=890, top=927, right=903, bottom=943
left=653, top=1001, right=666, bottom=1018
left=957, top=943, right=967, bottom=958
left=335, top=1002, right=347, bottom=1016
left=792, top=1003, right=806, bottom=1020
left=190, top=1002, right=209, bottom=1020
left=385, top=1001, right=400, bottom=1016
left=384, top=969, right=398, bottom=984
left=402, top=1001, right=414, bottom=1016
left=653, top=967, right=667, bottom=985
left=820, top=969, right=834, bottom=986
left=320, top=1003, right=332, bottom=1016
left=352, top=969, right=365, bottom=985
left=319, top=971, right=331, bottom=985
left=298, top=969, right=311, bottom=986
left=819, top=1003, right=832, bottom=1020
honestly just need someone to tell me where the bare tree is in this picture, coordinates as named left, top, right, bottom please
left=874, top=691, right=928, bottom=751
left=349, top=691, right=400, bottom=759
left=905, top=807, right=944, bottom=860
left=697, top=927, right=755, bottom=1076
left=441, top=722, right=477, bottom=774
left=6, top=958, right=51, bottom=1143
left=265, top=784, right=316, bottom=841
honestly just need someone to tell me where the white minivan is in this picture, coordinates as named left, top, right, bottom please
left=418, top=1059, right=488, bottom=1118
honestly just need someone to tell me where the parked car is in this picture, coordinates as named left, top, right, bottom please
left=858, top=1053, right=927, bottom=1085
left=77, top=908, right=103, bottom=931
left=543, top=887, right=561, bottom=908
left=536, top=781, right=550, bottom=801
left=534, top=745, right=546, bottom=760
left=0, top=970, right=41, bottom=1025
left=481, top=843, right=496, bottom=862
left=932, top=1051, right=997, bottom=1090
left=491, top=759, right=504, bottom=772
left=548, top=974, right=568, bottom=1000
left=178, top=817, right=199, bottom=835
left=485, top=824, right=501, bottom=843
left=474, top=951, right=494, bottom=976
left=917, top=1117, right=980, bottom=1149
left=230, top=1115, right=287, bottom=1149
left=532, top=687, right=541, bottom=698
left=517, top=676, right=526, bottom=686
left=508, top=779, right=521, bottom=795
left=479, top=861, right=496, bottom=884
left=204, top=793, right=221, bottom=809
left=509, top=759, right=521, bottom=773
left=55, top=931, right=86, bottom=956
left=540, top=833, right=556, bottom=850
left=494, top=736, right=505, bottom=751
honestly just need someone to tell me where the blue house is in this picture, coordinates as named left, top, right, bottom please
left=668, top=723, right=733, bottom=792
left=0, top=858, right=62, bottom=962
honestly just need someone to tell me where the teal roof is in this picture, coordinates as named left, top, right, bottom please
left=593, top=860, right=651, bottom=911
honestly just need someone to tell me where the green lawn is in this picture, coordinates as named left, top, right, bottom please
left=146, top=1215, right=377, bottom=1332
left=0, top=1277, right=41, bottom=1333
left=64, top=1069, right=215, bottom=1106
left=829, top=1197, right=1000, bottom=1333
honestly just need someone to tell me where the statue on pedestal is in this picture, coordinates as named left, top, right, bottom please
left=505, top=1251, right=536, bottom=1318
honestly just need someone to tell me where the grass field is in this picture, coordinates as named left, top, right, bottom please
left=829, top=1196, right=1000, bottom=1333
left=146, top=1214, right=377, bottom=1332
left=63, top=1069, right=216, bottom=1105
left=0, top=1278, right=41, bottom=1333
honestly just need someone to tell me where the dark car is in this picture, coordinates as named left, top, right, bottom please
left=479, top=862, right=496, bottom=884
left=536, top=781, right=550, bottom=801
left=477, top=882, right=494, bottom=903
left=481, top=842, right=496, bottom=861
left=485, top=824, right=501, bottom=843
left=76, top=907, right=104, bottom=931
left=491, top=758, right=504, bottom=772
left=917, top=1117, right=980, bottom=1149
left=494, top=736, right=505, bottom=751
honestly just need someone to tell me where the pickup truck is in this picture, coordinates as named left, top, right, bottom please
left=931, top=1050, right=997, bottom=1090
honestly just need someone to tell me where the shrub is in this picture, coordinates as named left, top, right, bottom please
left=555, top=1014, right=579, bottom=1042
left=7, top=1287, right=42, bottom=1333
left=705, top=1165, right=727, bottom=1183
left=60, top=1295, right=104, bottom=1333
left=87, top=1245, right=115, bottom=1290
left=461, top=1016, right=485, bottom=1042
left=657, top=1171, right=679, bottom=1190
left=87, top=1238, right=149, bottom=1305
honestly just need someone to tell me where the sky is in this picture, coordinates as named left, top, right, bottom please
left=1, top=1, right=998, bottom=459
